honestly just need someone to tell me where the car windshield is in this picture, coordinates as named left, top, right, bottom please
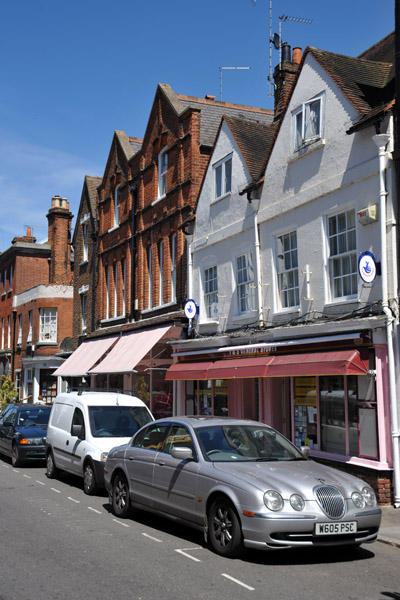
left=196, top=424, right=306, bottom=462
left=89, top=406, right=152, bottom=438
left=17, top=408, right=51, bottom=426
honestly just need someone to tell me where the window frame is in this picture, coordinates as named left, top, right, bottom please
left=213, top=154, right=232, bottom=201
left=235, top=250, right=256, bottom=315
left=158, top=239, right=164, bottom=306
left=292, top=93, right=324, bottom=151
left=170, top=234, right=176, bottom=303
left=114, top=185, right=121, bottom=227
left=203, top=265, right=218, bottom=320
left=39, top=308, right=57, bottom=343
left=275, top=229, right=300, bottom=311
left=147, top=246, right=152, bottom=309
left=17, top=314, right=22, bottom=345
left=158, top=148, right=168, bottom=199
left=325, top=208, right=358, bottom=302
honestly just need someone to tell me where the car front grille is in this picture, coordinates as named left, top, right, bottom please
left=314, top=485, right=346, bottom=519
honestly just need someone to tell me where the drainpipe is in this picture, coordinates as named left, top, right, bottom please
left=248, top=194, right=264, bottom=326
left=373, top=132, right=400, bottom=508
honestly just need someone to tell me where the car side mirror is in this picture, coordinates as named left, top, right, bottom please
left=71, top=424, right=84, bottom=439
left=301, top=446, right=310, bottom=458
left=171, top=446, right=193, bottom=461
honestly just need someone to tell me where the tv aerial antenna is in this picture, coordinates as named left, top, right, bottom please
left=267, top=1, right=312, bottom=98
left=219, top=66, right=251, bottom=101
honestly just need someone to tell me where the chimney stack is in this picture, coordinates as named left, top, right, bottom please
left=273, top=46, right=302, bottom=121
left=46, top=196, right=73, bottom=285
left=12, top=225, right=37, bottom=245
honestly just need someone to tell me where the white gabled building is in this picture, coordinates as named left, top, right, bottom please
left=167, top=33, right=399, bottom=505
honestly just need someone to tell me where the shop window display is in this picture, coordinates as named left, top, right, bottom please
left=185, top=380, right=228, bottom=417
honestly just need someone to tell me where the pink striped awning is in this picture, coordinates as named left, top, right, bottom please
left=53, top=335, right=119, bottom=377
left=88, top=325, right=172, bottom=374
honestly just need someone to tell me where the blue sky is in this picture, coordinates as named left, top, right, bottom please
left=0, top=0, right=394, bottom=250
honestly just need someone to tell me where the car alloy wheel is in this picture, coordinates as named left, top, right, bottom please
left=11, top=444, right=21, bottom=468
left=208, top=496, right=243, bottom=557
left=112, top=474, right=131, bottom=518
left=83, top=462, right=97, bottom=495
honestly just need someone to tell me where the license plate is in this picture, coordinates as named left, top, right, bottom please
left=315, top=521, right=357, bottom=536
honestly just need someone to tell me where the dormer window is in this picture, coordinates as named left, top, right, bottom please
left=293, top=93, right=324, bottom=151
left=158, top=148, right=168, bottom=198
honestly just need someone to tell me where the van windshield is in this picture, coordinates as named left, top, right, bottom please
left=88, top=406, right=152, bottom=438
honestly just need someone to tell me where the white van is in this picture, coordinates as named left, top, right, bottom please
left=45, top=391, right=153, bottom=494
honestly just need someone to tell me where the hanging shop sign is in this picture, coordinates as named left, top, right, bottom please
left=358, top=251, right=377, bottom=284
left=184, top=299, right=199, bottom=320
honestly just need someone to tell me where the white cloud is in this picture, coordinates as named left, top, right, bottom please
left=0, top=131, right=102, bottom=250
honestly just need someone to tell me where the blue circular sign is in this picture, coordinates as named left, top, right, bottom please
left=184, top=299, right=198, bottom=320
left=358, top=251, right=377, bottom=284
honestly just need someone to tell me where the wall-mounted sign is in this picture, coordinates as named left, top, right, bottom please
left=184, top=299, right=198, bottom=320
left=358, top=251, right=377, bottom=284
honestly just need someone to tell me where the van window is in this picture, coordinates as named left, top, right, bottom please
left=72, top=408, right=85, bottom=438
left=88, top=406, right=152, bottom=438
left=50, top=402, right=74, bottom=431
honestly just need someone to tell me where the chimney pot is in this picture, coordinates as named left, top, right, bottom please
left=205, top=94, right=215, bottom=101
left=292, top=47, right=302, bottom=64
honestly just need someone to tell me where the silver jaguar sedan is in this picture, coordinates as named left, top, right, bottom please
left=104, top=416, right=381, bottom=557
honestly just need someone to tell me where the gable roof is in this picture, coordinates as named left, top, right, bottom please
left=85, top=175, right=102, bottom=215
left=158, top=83, right=274, bottom=148
left=307, top=46, right=394, bottom=117
left=224, top=116, right=278, bottom=181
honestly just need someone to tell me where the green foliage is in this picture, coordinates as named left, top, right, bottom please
left=136, top=376, right=150, bottom=407
left=0, top=375, right=17, bottom=408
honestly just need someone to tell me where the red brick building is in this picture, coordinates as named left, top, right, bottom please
left=0, top=196, right=74, bottom=403
left=56, top=85, right=273, bottom=417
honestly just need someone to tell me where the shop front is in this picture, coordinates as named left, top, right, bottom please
left=166, top=329, right=394, bottom=504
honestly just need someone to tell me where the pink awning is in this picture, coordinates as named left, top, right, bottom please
left=53, top=335, right=119, bottom=377
left=88, top=325, right=172, bottom=374
left=165, top=362, right=214, bottom=381
left=165, top=350, right=368, bottom=381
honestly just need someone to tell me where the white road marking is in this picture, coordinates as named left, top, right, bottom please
left=36, top=480, right=45, bottom=486
left=142, top=532, right=162, bottom=543
left=23, top=474, right=32, bottom=479
left=175, top=547, right=202, bottom=562
left=2, top=464, right=10, bottom=468
left=51, top=487, right=61, bottom=494
left=88, top=507, right=102, bottom=515
left=12, top=469, right=20, bottom=473
left=221, top=574, right=255, bottom=591
left=68, top=497, right=80, bottom=504
left=113, top=518, right=130, bottom=528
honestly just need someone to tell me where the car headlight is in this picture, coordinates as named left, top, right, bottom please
left=351, top=491, right=365, bottom=508
left=290, top=494, right=305, bottom=511
left=264, top=490, right=284, bottom=511
left=362, top=486, right=376, bottom=507
left=19, top=438, right=38, bottom=445
left=100, top=452, right=108, bottom=462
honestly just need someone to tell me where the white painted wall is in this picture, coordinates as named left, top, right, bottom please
left=258, top=54, right=397, bottom=323
left=191, top=121, right=259, bottom=334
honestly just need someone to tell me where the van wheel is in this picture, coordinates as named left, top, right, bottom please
left=83, top=461, right=97, bottom=495
left=112, top=473, right=130, bottom=518
left=46, top=450, right=58, bottom=479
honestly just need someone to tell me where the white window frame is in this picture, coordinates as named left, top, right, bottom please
left=39, top=308, right=57, bottom=343
left=9, top=266, right=13, bottom=291
left=326, top=208, right=358, bottom=302
left=158, top=148, right=168, bottom=199
left=17, top=314, right=22, bottom=345
left=147, top=246, right=152, bottom=309
left=292, top=92, right=324, bottom=151
left=81, top=293, right=87, bottom=332
left=106, top=266, right=111, bottom=319
left=170, top=234, right=176, bottom=303
left=27, top=311, right=32, bottom=343
left=113, top=263, right=118, bottom=317
left=7, top=315, right=11, bottom=347
left=3, top=269, right=7, bottom=295
left=114, top=185, right=121, bottom=227
left=158, top=239, right=164, bottom=306
left=203, top=265, right=218, bottom=320
left=82, top=222, right=89, bottom=262
left=275, top=230, right=300, bottom=311
left=1, top=317, right=4, bottom=348
left=213, top=154, right=232, bottom=201
left=235, top=250, right=256, bottom=315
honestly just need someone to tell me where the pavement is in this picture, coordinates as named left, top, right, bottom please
left=378, top=505, right=400, bottom=549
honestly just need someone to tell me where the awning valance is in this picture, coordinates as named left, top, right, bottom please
left=165, top=349, right=369, bottom=381
left=53, top=335, right=119, bottom=377
left=88, top=325, right=172, bottom=374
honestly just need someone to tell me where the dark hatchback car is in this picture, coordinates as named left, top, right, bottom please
left=0, top=404, right=52, bottom=466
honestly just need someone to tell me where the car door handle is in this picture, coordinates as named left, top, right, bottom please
left=128, top=456, right=135, bottom=461
left=157, top=460, right=166, bottom=466
left=66, top=440, right=69, bottom=446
